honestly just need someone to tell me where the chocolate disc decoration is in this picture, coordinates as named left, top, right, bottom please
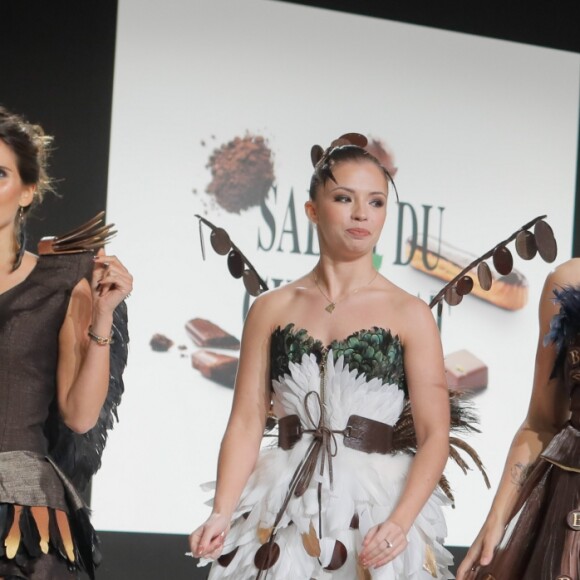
left=349, top=513, right=359, bottom=530
left=217, top=547, right=238, bottom=567
left=323, top=540, right=347, bottom=571
left=515, top=230, right=537, bottom=260
left=254, top=542, right=280, bottom=570
left=339, top=132, right=368, bottom=148
left=534, top=219, right=557, bottom=263
left=455, top=276, right=474, bottom=296
left=492, top=246, right=513, bottom=276
left=243, top=269, right=263, bottom=296
left=210, top=228, right=232, bottom=255
left=310, top=145, right=324, bottom=167
left=227, top=249, right=244, bottom=279
left=428, top=215, right=555, bottom=311
left=330, top=137, right=350, bottom=148
left=477, top=262, right=493, bottom=291
left=444, top=286, right=463, bottom=306
left=566, top=509, right=580, bottom=530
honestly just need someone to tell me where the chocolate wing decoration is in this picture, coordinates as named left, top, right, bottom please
left=423, top=214, right=558, bottom=500
left=42, top=213, right=129, bottom=490
left=195, top=214, right=269, bottom=296
left=429, top=215, right=557, bottom=323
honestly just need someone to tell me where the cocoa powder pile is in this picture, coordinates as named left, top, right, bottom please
left=206, top=134, right=274, bottom=213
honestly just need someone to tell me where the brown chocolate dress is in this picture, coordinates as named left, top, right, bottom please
left=0, top=253, right=99, bottom=580
left=474, top=287, right=580, bottom=580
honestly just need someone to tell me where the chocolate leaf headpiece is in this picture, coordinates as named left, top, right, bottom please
left=311, top=132, right=400, bottom=202
left=429, top=215, right=557, bottom=319
left=38, top=211, right=117, bottom=255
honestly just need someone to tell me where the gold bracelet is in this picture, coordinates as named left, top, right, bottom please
left=88, top=326, right=114, bottom=346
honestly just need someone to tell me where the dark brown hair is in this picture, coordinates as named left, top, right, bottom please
left=308, top=144, right=396, bottom=200
left=0, top=106, right=53, bottom=212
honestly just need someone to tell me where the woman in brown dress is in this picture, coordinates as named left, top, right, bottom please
left=457, top=258, right=580, bottom=580
left=0, top=107, right=132, bottom=579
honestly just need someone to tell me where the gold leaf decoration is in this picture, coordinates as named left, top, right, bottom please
left=356, top=559, right=372, bottom=580
left=423, top=544, right=438, bottom=577
left=301, top=521, right=321, bottom=557
left=257, top=526, right=273, bottom=545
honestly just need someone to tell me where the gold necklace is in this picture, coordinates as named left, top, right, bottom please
left=313, top=269, right=379, bottom=314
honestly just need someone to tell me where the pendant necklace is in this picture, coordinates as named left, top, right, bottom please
left=313, top=269, right=379, bottom=314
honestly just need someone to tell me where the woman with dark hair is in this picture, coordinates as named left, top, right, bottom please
left=189, top=134, right=457, bottom=578
left=0, top=106, right=132, bottom=579
left=457, top=258, right=580, bottom=580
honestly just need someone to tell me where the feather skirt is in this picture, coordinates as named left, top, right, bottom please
left=200, top=352, right=454, bottom=579
left=0, top=451, right=100, bottom=580
left=202, top=445, right=453, bottom=579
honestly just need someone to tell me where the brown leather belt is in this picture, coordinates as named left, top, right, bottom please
left=278, top=413, right=394, bottom=455
left=256, top=394, right=394, bottom=580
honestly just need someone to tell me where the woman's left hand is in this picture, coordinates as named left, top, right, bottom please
left=358, top=520, right=408, bottom=569
left=92, top=251, right=133, bottom=315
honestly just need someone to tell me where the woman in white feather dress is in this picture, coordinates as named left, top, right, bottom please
left=189, top=134, right=453, bottom=579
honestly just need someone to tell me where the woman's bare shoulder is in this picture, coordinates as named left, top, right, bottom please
left=548, top=258, right=580, bottom=287
left=377, top=276, right=436, bottom=339
left=380, top=276, right=431, bottom=313
left=245, top=275, right=311, bottom=322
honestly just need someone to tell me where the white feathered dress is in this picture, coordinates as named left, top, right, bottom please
left=201, top=325, right=454, bottom=579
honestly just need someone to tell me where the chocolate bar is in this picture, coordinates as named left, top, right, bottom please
left=445, top=349, right=488, bottom=391
left=185, top=318, right=240, bottom=349
left=192, top=350, right=238, bottom=388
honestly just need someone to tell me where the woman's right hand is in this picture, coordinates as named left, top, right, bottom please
left=189, top=512, right=231, bottom=560
left=456, top=514, right=504, bottom=579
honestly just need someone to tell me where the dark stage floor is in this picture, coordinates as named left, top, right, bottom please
left=94, top=531, right=468, bottom=579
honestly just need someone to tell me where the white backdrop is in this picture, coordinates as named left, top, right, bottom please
left=91, top=0, right=580, bottom=548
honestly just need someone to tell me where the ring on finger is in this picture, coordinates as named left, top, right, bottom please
left=383, top=539, right=393, bottom=549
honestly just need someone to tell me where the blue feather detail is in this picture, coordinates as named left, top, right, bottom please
left=545, top=285, right=580, bottom=351
left=544, top=285, right=580, bottom=383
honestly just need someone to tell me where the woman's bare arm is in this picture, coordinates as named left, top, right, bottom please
left=457, top=262, right=577, bottom=578
left=57, top=253, right=132, bottom=433
left=360, top=298, right=450, bottom=569
left=189, top=292, right=278, bottom=558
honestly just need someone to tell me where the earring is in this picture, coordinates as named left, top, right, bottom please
left=12, top=206, right=27, bottom=272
